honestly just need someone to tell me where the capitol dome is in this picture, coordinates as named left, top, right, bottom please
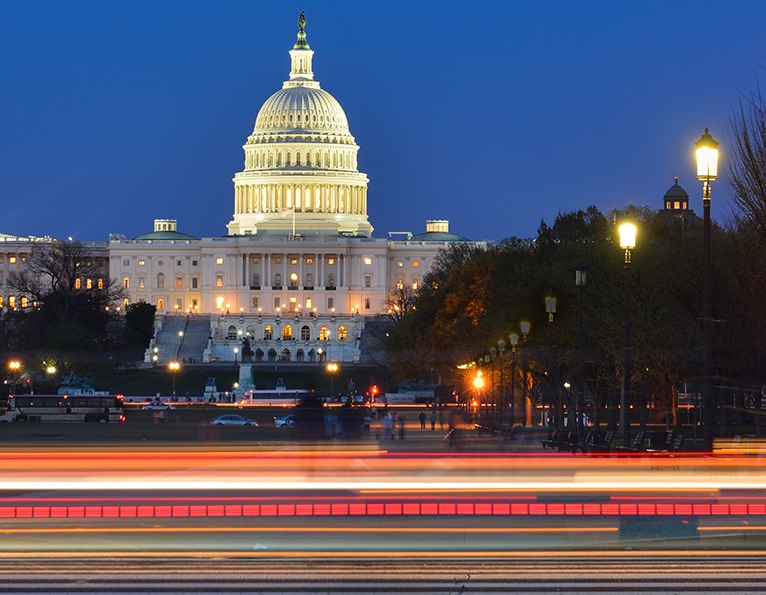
left=252, top=86, right=353, bottom=141
left=227, top=13, right=372, bottom=238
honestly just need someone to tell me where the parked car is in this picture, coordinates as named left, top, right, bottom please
left=274, top=414, right=297, bottom=428
left=211, top=414, right=257, bottom=427
left=143, top=401, right=175, bottom=410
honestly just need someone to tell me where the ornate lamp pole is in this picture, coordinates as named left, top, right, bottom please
left=545, top=295, right=558, bottom=428
left=575, top=261, right=587, bottom=442
left=509, top=333, right=519, bottom=427
left=520, top=321, right=530, bottom=426
left=619, top=222, right=637, bottom=448
left=696, top=128, right=719, bottom=452
left=168, top=361, right=180, bottom=397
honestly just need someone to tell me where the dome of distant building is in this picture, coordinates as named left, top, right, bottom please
left=663, top=177, right=690, bottom=211
left=227, top=12, right=372, bottom=238
left=134, top=219, right=198, bottom=241
left=409, top=220, right=469, bottom=242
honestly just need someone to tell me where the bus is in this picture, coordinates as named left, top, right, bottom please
left=238, top=389, right=313, bottom=407
left=0, top=394, right=125, bottom=423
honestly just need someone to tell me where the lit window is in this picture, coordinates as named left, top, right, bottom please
left=305, top=297, right=312, bottom=309
left=97, top=279, right=103, bottom=289
left=363, top=257, right=372, bottom=265
left=216, top=275, right=223, bottom=287
left=123, top=277, right=130, bottom=289
left=413, top=261, right=420, bottom=267
left=396, top=279, right=404, bottom=289
left=397, top=261, right=403, bottom=267
left=283, top=325, right=292, bottom=340
left=9, top=256, right=16, bottom=264
left=216, top=296, right=224, bottom=309
left=157, top=273, right=165, bottom=289
left=20, top=296, right=28, bottom=308
left=157, top=298, right=164, bottom=310
left=264, top=325, right=274, bottom=340
left=138, top=260, right=145, bottom=266
left=75, top=278, right=82, bottom=290
left=138, top=277, right=145, bottom=289
left=176, top=277, right=183, bottom=289
left=216, top=257, right=224, bottom=265
left=319, top=326, right=330, bottom=341
left=9, top=296, right=16, bottom=308
left=327, top=258, right=335, bottom=265
left=290, top=258, right=298, bottom=265
left=86, top=279, right=92, bottom=289
left=305, top=258, right=313, bottom=265
left=252, top=297, right=259, bottom=308
left=338, top=325, right=347, bottom=341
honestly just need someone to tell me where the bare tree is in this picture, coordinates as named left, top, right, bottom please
left=728, top=84, right=766, bottom=240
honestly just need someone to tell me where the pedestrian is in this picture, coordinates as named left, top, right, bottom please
left=363, top=414, right=371, bottom=436
left=418, top=410, right=426, bottom=429
left=382, top=412, right=393, bottom=440
left=398, top=416, right=406, bottom=440
left=430, top=408, right=437, bottom=431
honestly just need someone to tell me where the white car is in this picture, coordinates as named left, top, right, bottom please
left=143, top=401, right=175, bottom=410
left=274, top=414, right=297, bottom=428
left=211, top=414, right=257, bottom=427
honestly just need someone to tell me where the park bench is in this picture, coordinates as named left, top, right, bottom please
left=541, top=430, right=578, bottom=451
left=583, top=429, right=616, bottom=454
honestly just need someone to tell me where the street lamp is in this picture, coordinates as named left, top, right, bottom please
left=696, top=128, right=719, bottom=452
left=8, top=360, right=20, bottom=395
left=233, top=347, right=239, bottom=364
left=168, top=361, right=180, bottom=396
left=619, top=222, right=637, bottom=448
left=520, top=321, right=530, bottom=426
left=509, top=333, right=519, bottom=427
left=575, top=260, right=587, bottom=443
left=326, top=362, right=338, bottom=398
left=545, top=294, right=559, bottom=428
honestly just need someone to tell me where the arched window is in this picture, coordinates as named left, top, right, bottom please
left=305, top=273, right=313, bottom=287
left=246, top=325, right=255, bottom=337
left=319, top=326, right=330, bottom=341
left=289, top=272, right=298, bottom=287
left=252, top=272, right=260, bottom=287
left=296, top=349, right=305, bottom=362
left=123, top=277, right=130, bottom=289
left=264, top=325, right=274, bottom=340
left=157, top=298, right=164, bottom=310
left=301, top=325, right=311, bottom=341
left=274, top=273, right=282, bottom=288
left=157, top=272, right=165, bottom=289
left=280, top=348, right=291, bottom=361
left=283, top=325, right=293, bottom=340
left=255, top=348, right=264, bottom=362
left=227, top=325, right=237, bottom=340
left=267, top=348, right=277, bottom=362
left=338, top=325, right=348, bottom=341
left=327, top=274, right=335, bottom=288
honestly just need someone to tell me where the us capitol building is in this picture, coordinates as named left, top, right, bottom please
left=0, top=14, right=476, bottom=366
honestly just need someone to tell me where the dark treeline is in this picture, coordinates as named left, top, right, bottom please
left=386, top=202, right=760, bottom=429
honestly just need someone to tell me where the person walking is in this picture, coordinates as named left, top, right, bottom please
left=418, top=410, right=426, bottom=429
left=398, top=416, right=406, bottom=441
left=430, top=408, right=437, bottom=431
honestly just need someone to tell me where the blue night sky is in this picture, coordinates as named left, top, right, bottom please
left=1, top=1, right=764, bottom=243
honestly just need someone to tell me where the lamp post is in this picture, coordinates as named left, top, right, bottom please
left=326, top=362, right=338, bottom=398
left=8, top=360, right=20, bottom=395
left=619, top=222, right=637, bottom=448
left=696, top=128, right=719, bottom=452
left=520, top=321, right=530, bottom=426
left=233, top=347, right=239, bottom=364
left=575, top=261, right=587, bottom=442
left=545, top=295, right=558, bottom=428
left=489, top=347, right=497, bottom=426
left=168, top=361, right=180, bottom=397
left=509, top=333, right=519, bottom=427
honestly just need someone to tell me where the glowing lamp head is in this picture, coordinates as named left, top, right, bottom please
left=695, top=128, right=719, bottom=181
left=619, top=223, right=637, bottom=250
